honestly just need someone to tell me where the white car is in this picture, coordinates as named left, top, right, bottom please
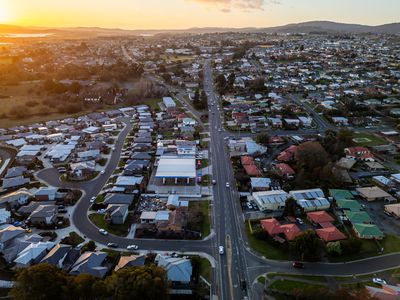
left=100, top=170, right=105, bottom=175
left=372, top=278, right=387, bottom=285
left=296, top=218, right=304, bottom=225
left=127, top=244, right=139, bottom=250
left=99, top=229, right=108, bottom=236
left=90, top=196, right=96, bottom=203
left=219, top=246, right=224, bottom=255
left=226, top=182, right=230, bottom=188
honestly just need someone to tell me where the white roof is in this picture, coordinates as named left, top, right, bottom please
left=252, top=190, right=289, bottom=205
left=290, top=188, right=325, bottom=201
left=156, top=157, right=196, bottom=178
left=140, top=211, right=157, bottom=220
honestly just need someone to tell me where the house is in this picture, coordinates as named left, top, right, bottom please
left=115, top=176, right=144, bottom=191
left=105, top=204, right=129, bottom=225
left=104, top=194, right=134, bottom=206
left=14, top=241, right=55, bottom=268
left=0, top=225, right=25, bottom=251
left=0, top=188, right=33, bottom=208
left=250, top=177, right=271, bottom=191
left=274, top=163, right=295, bottom=179
left=280, top=224, right=301, bottom=241
left=251, top=190, right=289, bottom=211
left=4, top=166, right=27, bottom=179
left=353, top=223, right=384, bottom=240
left=345, top=147, right=374, bottom=161
left=30, top=205, right=58, bottom=225
left=297, top=198, right=330, bottom=212
left=156, top=254, right=192, bottom=284
left=260, top=218, right=283, bottom=236
left=34, top=187, right=58, bottom=201
left=114, top=255, right=146, bottom=272
left=384, top=203, right=400, bottom=218
left=290, top=188, right=325, bottom=201
left=306, top=211, right=334, bottom=226
left=277, top=145, right=298, bottom=162
left=356, top=186, right=395, bottom=202
left=316, top=227, right=347, bottom=242
left=2, top=176, right=30, bottom=190
left=40, top=244, right=72, bottom=268
left=0, top=208, right=11, bottom=224
left=77, top=150, right=100, bottom=162
left=70, top=251, right=109, bottom=278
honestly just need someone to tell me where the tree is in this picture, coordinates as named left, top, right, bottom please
left=291, top=230, right=324, bottom=261
left=81, top=240, right=96, bottom=252
left=11, top=264, right=71, bottom=300
left=341, top=237, right=362, bottom=256
left=105, top=266, right=169, bottom=300
left=214, top=74, right=227, bottom=94
left=255, top=133, right=269, bottom=146
left=326, top=241, right=342, bottom=255
left=71, top=273, right=107, bottom=299
left=247, top=77, right=268, bottom=93
left=283, top=197, right=297, bottom=217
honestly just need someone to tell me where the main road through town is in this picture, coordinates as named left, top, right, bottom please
left=35, top=63, right=400, bottom=300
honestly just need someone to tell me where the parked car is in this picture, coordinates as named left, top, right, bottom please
left=292, top=261, right=304, bottom=269
left=372, top=278, right=387, bottom=285
left=127, top=244, right=138, bottom=250
left=246, top=202, right=253, bottom=209
left=296, top=218, right=304, bottom=225
left=99, top=229, right=108, bottom=236
left=90, top=196, right=96, bottom=203
left=107, top=242, right=118, bottom=248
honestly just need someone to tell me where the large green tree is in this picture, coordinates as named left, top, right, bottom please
left=291, top=230, right=324, bottom=261
left=11, top=264, right=71, bottom=300
left=105, top=265, right=169, bottom=300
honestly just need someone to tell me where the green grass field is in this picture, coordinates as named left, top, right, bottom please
left=89, top=213, right=133, bottom=237
left=269, top=279, right=327, bottom=293
left=245, top=222, right=289, bottom=260
left=352, top=132, right=387, bottom=147
left=188, top=201, right=211, bottom=238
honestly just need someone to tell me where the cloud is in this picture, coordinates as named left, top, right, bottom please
left=188, top=0, right=279, bottom=11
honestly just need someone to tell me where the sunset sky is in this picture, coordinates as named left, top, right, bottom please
left=1, top=0, right=399, bottom=29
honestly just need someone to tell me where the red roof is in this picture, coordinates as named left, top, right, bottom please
left=307, top=211, right=334, bottom=224
left=241, top=156, right=255, bottom=166
left=316, top=227, right=347, bottom=242
left=260, top=218, right=283, bottom=235
left=280, top=224, right=301, bottom=241
left=319, top=222, right=334, bottom=228
left=244, top=164, right=262, bottom=177
left=277, top=145, right=298, bottom=162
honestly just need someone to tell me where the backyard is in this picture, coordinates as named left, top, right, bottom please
left=352, top=132, right=387, bottom=147
left=89, top=213, right=134, bottom=237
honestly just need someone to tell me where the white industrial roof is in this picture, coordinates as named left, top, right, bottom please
left=156, top=157, right=196, bottom=178
left=252, top=190, right=289, bottom=205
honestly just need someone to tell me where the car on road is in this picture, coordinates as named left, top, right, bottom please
left=127, top=244, right=139, bottom=250
left=100, top=170, right=105, bottom=175
left=240, top=280, right=247, bottom=291
left=219, top=246, right=224, bottom=255
left=292, top=261, right=304, bottom=268
left=90, top=196, right=96, bottom=203
left=112, top=147, right=116, bottom=151
left=372, top=278, right=387, bottom=285
left=212, top=179, right=217, bottom=185
left=99, top=229, right=108, bottom=236
left=225, top=182, right=230, bottom=188
left=107, top=242, right=118, bottom=248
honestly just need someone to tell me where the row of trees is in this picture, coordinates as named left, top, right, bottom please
left=11, top=263, right=169, bottom=300
left=193, top=88, right=208, bottom=110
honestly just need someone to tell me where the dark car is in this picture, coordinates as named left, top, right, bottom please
left=107, top=242, right=119, bottom=248
left=292, top=261, right=304, bottom=269
left=240, top=280, right=247, bottom=291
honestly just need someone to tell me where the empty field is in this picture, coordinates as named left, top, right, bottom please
left=352, top=132, right=387, bottom=147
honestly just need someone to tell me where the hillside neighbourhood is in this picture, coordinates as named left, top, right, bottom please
left=0, top=27, right=400, bottom=300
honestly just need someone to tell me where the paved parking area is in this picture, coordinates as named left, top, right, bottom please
left=362, top=199, right=400, bottom=235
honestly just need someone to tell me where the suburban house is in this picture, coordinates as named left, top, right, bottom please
left=69, top=251, right=109, bottom=278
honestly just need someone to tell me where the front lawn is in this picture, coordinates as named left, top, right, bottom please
left=89, top=213, right=133, bottom=237
left=199, top=257, right=211, bottom=282
left=269, top=279, right=326, bottom=293
left=187, top=201, right=211, bottom=238
left=245, top=222, right=289, bottom=260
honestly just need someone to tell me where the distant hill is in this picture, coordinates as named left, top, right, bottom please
left=0, top=20, right=399, bottom=37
